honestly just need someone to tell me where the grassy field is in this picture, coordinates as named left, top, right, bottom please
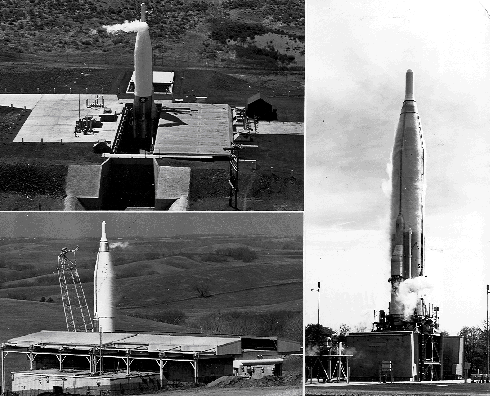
left=0, top=234, right=302, bottom=340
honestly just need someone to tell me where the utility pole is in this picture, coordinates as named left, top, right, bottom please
left=487, top=285, right=489, bottom=378
left=311, top=282, right=321, bottom=347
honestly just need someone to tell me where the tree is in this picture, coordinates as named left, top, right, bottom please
left=459, top=326, right=486, bottom=374
left=194, top=282, right=211, bottom=298
left=338, top=323, right=351, bottom=343
left=305, top=323, right=334, bottom=352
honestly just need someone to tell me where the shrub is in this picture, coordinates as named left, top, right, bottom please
left=215, top=246, right=258, bottom=262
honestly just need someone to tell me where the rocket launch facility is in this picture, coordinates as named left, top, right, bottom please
left=344, top=70, right=464, bottom=381
left=0, top=220, right=302, bottom=393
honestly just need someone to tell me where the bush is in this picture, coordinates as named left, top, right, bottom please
left=215, top=246, right=258, bottom=262
left=189, top=310, right=301, bottom=341
left=209, top=18, right=268, bottom=45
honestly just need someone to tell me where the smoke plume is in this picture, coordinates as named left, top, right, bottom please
left=396, top=277, right=432, bottom=319
left=103, top=20, right=148, bottom=34
left=109, top=241, right=129, bottom=249
left=381, top=160, right=392, bottom=197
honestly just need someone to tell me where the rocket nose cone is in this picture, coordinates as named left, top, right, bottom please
left=405, top=69, right=414, bottom=101
left=101, top=221, right=107, bottom=242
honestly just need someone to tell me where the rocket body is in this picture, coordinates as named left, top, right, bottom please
left=389, top=69, right=425, bottom=317
left=133, top=19, right=154, bottom=152
left=94, top=221, right=115, bottom=332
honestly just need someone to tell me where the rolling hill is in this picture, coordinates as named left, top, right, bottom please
left=0, top=234, right=302, bottom=344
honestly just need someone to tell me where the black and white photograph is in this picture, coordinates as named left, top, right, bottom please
left=305, top=1, right=490, bottom=394
left=0, top=0, right=304, bottom=211
left=0, top=212, right=302, bottom=396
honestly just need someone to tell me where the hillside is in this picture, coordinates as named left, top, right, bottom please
left=0, top=0, right=304, bottom=70
left=0, top=234, right=302, bottom=343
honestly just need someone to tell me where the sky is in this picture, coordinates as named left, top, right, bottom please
left=305, top=0, right=490, bottom=335
left=0, top=213, right=302, bottom=239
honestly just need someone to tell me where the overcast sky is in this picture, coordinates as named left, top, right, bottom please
left=0, top=213, right=302, bottom=239
left=305, top=0, right=490, bottom=335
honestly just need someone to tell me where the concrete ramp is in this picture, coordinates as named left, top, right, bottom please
left=65, top=164, right=103, bottom=210
left=64, top=160, right=190, bottom=211
left=154, top=166, right=190, bottom=211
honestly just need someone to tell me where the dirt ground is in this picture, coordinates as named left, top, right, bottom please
left=155, top=386, right=302, bottom=396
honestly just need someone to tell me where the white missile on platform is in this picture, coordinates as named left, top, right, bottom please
left=389, top=69, right=426, bottom=317
left=94, top=221, right=115, bottom=332
left=133, top=2, right=154, bottom=152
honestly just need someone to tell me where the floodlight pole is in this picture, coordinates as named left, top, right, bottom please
left=1, top=346, right=5, bottom=396
left=317, top=281, right=321, bottom=327
left=487, top=285, right=489, bottom=377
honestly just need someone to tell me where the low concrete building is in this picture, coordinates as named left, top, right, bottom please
left=2, top=331, right=301, bottom=395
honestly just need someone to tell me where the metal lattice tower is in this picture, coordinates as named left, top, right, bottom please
left=57, top=246, right=94, bottom=332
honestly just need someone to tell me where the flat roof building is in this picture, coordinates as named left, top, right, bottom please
left=2, top=331, right=301, bottom=394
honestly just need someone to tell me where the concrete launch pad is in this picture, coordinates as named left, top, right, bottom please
left=255, top=121, right=304, bottom=135
left=153, top=103, right=233, bottom=156
left=0, top=94, right=126, bottom=143
left=0, top=95, right=233, bottom=156
left=305, top=381, right=490, bottom=395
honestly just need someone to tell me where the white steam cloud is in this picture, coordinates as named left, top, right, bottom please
left=381, top=159, right=392, bottom=197
left=396, top=277, right=432, bottom=319
left=103, top=20, right=148, bottom=34
left=110, top=241, right=129, bottom=249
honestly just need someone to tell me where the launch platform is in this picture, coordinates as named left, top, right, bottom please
left=2, top=330, right=301, bottom=394
left=1, top=94, right=124, bottom=144
left=0, top=95, right=233, bottom=157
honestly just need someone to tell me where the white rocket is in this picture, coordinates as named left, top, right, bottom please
left=389, top=69, right=426, bottom=317
left=133, top=2, right=154, bottom=152
left=94, top=221, right=115, bottom=332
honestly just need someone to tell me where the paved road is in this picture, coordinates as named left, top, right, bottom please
left=306, top=381, right=490, bottom=395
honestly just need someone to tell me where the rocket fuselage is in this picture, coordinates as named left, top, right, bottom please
left=389, top=69, right=425, bottom=317
left=94, top=221, right=115, bottom=332
left=133, top=18, right=154, bottom=152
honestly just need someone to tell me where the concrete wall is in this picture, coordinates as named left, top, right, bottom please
left=12, top=371, right=160, bottom=396
left=154, top=166, right=190, bottom=210
left=443, top=336, right=464, bottom=379
left=98, top=157, right=112, bottom=209
left=198, top=358, right=234, bottom=382
left=65, top=164, right=103, bottom=210
left=347, top=331, right=417, bottom=381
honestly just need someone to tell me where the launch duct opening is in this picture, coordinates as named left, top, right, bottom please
left=100, top=157, right=155, bottom=210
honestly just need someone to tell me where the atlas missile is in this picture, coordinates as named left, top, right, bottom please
left=133, top=2, right=154, bottom=152
left=389, top=69, right=426, bottom=317
left=94, top=221, right=115, bottom=332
